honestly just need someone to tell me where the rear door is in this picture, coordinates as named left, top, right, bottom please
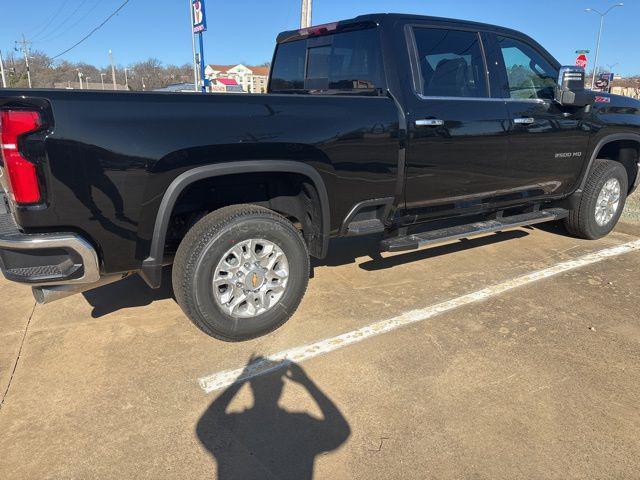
left=485, top=33, right=591, bottom=199
left=403, top=25, right=511, bottom=221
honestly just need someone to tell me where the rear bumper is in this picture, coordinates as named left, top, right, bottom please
left=0, top=193, right=100, bottom=286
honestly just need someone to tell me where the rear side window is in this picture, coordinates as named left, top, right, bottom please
left=413, top=27, right=488, bottom=98
left=270, top=27, right=384, bottom=94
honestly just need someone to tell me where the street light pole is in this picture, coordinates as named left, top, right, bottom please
left=586, top=3, right=624, bottom=88
left=109, top=49, right=117, bottom=90
left=124, top=68, right=129, bottom=89
left=77, top=69, right=83, bottom=90
left=0, top=50, right=7, bottom=88
left=188, top=0, right=199, bottom=92
left=300, top=0, right=313, bottom=28
left=100, top=73, right=106, bottom=90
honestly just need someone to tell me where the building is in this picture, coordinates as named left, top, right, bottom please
left=154, top=83, right=197, bottom=92
left=208, top=78, right=245, bottom=93
left=204, top=64, right=269, bottom=93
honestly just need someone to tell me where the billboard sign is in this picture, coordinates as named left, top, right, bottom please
left=593, top=72, right=614, bottom=93
left=192, top=0, right=207, bottom=33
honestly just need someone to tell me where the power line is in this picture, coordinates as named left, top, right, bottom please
left=36, top=0, right=92, bottom=44
left=35, top=0, right=103, bottom=44
left=31, top=0, right=71, bottom=41
left=51, top=0, right=133, bottom=60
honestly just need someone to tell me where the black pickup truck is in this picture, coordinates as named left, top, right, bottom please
left=1, top=13, right=639, bottom=340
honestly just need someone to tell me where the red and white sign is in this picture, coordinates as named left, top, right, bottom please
left=575, top=54, right=588, bottom=69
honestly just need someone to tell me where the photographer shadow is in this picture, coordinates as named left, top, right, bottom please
left=196, top=357, right=351, bottom=480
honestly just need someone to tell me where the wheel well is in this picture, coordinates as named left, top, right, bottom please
left=596, top=139, right=639, bottom=191
left=165, top=172, right=324, bottom=257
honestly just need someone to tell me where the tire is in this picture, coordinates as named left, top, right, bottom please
left=564, top=159, right=628, bottom=239
left=172, top=204, right=310, bottom=341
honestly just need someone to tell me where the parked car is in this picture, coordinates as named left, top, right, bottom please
left=1, top=13, right=639, bottom=340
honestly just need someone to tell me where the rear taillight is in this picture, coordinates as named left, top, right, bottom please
left=0, top=110, right=42, bottom=204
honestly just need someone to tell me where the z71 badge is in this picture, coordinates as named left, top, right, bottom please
left=594, top=96, right=611, bottom=103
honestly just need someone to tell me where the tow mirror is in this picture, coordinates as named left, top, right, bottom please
left=555, top=66, right=594, bottom=107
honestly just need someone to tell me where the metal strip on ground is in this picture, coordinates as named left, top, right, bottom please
left=199, top=239, right=640, bottom=394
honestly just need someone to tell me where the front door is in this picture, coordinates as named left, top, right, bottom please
left=404, top=25, right=511, bottom=221
left=489, top=34, right=592, bottom=199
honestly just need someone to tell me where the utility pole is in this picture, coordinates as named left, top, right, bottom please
left=109, top=49, right=117, bottom=90
left=586, top=3, right=624, bottom=88
left=300, top=0, right=313, bottom=28
left=188, top=0, right=199, bottom=92
left=0, top=50, right=7, bottom=88
left=124, top=68, right=130, bottom=89
left=15, top=34, right=32, bottom=88
left=100, top=73, right=106, bottom=90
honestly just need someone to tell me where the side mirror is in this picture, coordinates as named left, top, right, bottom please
left=555, top=66, right=594, bottom=107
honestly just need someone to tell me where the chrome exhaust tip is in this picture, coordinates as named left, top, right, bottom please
left=32, top=273, right=131, bottom=305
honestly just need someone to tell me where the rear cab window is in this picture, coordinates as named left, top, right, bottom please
left=269, top=23, right=385, bottom=95
left=410, top=27, right=489, bottom=98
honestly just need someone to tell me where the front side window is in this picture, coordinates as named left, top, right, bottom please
left=270, top=27, right=384, bottom=94
left=497, top=36, right=558, bottom=100
left=413, top=27, right=488, bottom=98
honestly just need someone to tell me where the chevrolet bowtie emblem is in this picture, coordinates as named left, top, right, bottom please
left=251, top=273, right=259, bottom=288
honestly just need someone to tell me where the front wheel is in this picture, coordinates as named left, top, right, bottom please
left=565, top=159, right=628, bottom=240
left=172, top=205, right=310, bottom=341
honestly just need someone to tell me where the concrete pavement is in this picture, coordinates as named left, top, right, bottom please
left=1, top=221, right=639, bottom=479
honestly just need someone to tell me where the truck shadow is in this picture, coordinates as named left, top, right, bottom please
left=83, top=230, right=532, bottom=318
left=524, top=220, right=570, bottom=236
left=312, top=229, right=529, bottom=273
left=196, top=357, right=350, bottom=480
left=82, top=267, right=175, bottom=318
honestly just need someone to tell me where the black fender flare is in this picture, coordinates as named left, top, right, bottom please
left=578, top=132, right=640, bottom=192
left=140, top=160, right=331, bottom=288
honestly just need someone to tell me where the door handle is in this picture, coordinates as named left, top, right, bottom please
left=415, top=119, right=444, bottom=127
left=513, top=117, right=535, bottom=125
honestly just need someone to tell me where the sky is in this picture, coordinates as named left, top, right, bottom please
left=1, top=0, right=639, bottom=75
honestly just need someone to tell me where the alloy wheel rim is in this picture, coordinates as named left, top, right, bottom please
left=212, top=239, right=289, bottom=318
left=595, top=178, right=621, bottom=227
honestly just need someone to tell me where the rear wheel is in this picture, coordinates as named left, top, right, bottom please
left=172, top=204, right=310, bottom=341
left=564, top=159, right=628, bottom=239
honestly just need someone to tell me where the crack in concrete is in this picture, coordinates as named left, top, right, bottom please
left=0, top=301, right=37, bottom=411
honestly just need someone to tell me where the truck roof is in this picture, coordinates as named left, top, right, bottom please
left=275, top=12, right=557, bottom=70
left=277, top=12, right=533, bottom=46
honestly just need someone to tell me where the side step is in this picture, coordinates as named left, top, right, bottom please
left=346, top=218, right=385, bottom=236
left=381, top=208, right=569, bottom=253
